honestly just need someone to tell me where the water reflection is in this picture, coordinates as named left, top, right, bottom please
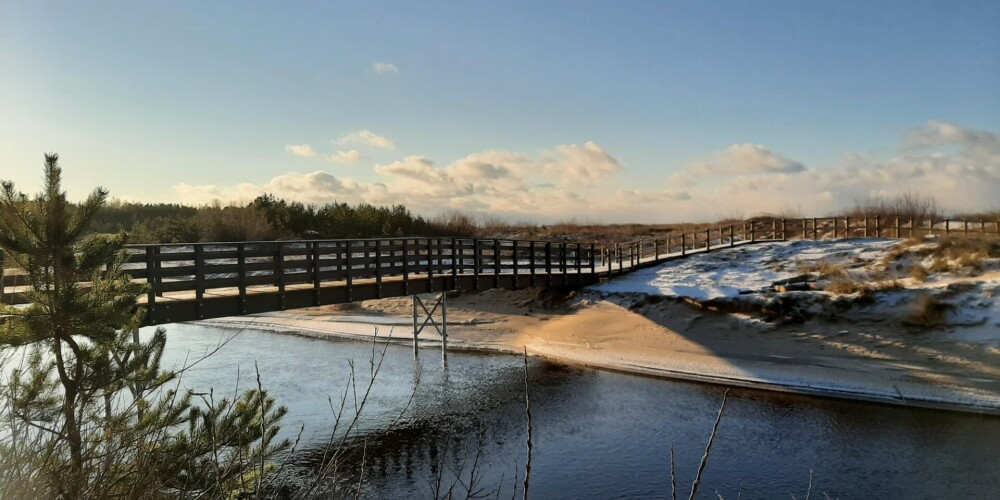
left=152, top=322, right=1000, bottom=499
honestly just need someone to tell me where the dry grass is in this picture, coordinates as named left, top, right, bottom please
left=953, top=210, right=1000, bottom=223
left=909, top=264, right=930, bottom=283
left=928, top=258, right=952, bottom=273
left=905, top=294, right=952, bottom=327
left=797, top=260, right=848, bottom=279
left=826, top=277, right=902, bottom=296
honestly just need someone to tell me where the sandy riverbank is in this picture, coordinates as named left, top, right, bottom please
left=201, top=283, right=1000, bottom=415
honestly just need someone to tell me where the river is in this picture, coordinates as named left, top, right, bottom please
left=153, top=322, right=1000, bottom=499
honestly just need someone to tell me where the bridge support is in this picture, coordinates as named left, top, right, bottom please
left=412, top=292, right=449, bottom=364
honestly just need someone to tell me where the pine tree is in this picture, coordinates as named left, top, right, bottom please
left=0, top=154, right=289, bottom=499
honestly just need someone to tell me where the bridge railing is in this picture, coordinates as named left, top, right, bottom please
left=110, top=237, right=593, bottom=311
left=600, top=215, right=1000, bottom=275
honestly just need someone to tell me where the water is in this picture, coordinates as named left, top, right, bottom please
left=154, top=323, right=1000, bottom=499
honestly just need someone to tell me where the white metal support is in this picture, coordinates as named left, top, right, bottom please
left=412, top=292, right=449, bottom=363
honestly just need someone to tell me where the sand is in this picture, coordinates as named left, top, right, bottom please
left=201, top=286, right=1000, bottom=415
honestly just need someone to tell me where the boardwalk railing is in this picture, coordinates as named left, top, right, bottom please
left=3, top=216, right=998, bottom=323
left=2, top=237, right=598, bottom=325
left=603, top=215, right=1000, bottom=275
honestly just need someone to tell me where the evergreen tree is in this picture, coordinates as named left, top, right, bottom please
left=0, top=154, right=288, bottom=498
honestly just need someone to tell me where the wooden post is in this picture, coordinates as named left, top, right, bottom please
left=237, top=243, right=247, bottom=315
left=895, top=217, right=901, bottom=239
left=310, top=241, right=321, bottom=305
left=705, top=228, right=711, bottom=252
left=845, top=217, right=851, bottom=238
left=874, top=215, right=881, bottom=238
left=750, top=222, right=756, bottom=242
left=375, top=239, right=383, bottom=298
left=276, top=242, right=286, bottom=310
left=530, top=241, right=537, bottom=286
left=493, top=240, right=501, bottom=287
left=473, top=239, right=481, bottom=289
left=945, top=219, right=950, bottom=236
left=153, top=246, right=163, bottom=297
left=512, top=240, right=519, bottom=288
left=811, top=217, right=818, bottom=240
left=451, top=238, right=458, bottom=279
left=441, top=292, right=448, bottom=364
left=682, top=233, right=687, bottom=255
left=771, top=219, right=776, bottom=239
left=427, top=238, right=434, bottom=293
left=560, top=243, right=567, bottom=275
left=403, top=239, right=410, bottom=294
left=144, top=246, right=157, bottom=324
left=964, top=220, right=969, bottom=237
left=781, top=218, right=787, bottom=241
left=346, top=240, right=354, bottom=302
left=412, top=295, right=418, bottom=356
left=590, top=243, right=596, bottom=275
left=729, top=225, right=735, bottom=247
left=576, top=243, right=583, bottom=275
left=654, top=239, right=659, bottom=260
left=546, top=242, right=553, bottom=276
left=194, top=244, right=205, bottom=320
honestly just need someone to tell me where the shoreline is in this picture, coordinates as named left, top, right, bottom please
left=198, top=291, right=1000, bottom=416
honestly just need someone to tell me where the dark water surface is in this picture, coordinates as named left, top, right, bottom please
left=152, top=323, right=1000, bottom=499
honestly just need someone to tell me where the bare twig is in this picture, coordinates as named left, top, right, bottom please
left=670, top=444, right=677, bottom=500
left=805, top=469, right=814, bottom=500
left=689, top=389, right=729, bottom=500
left=522, top=347, right=532, bottom=500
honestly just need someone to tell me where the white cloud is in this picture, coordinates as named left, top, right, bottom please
left=175, top=171, right=369, bottom=206
left=337, top=130, right=395, bottom=150
left=903, top=120, right=1000, bottom=157
left=326, top=149, right=364, bottom=165
left=284, top=144, right=316, bottom=157
left=372, top=62, right=399, bottom=75
left=690, top=143, right=804, bottom=177
left=669, top=121, right=1000, bottom=218
left=541, top=141, right=622, bottom=184
left=176, top=122, right=1000, bottom=222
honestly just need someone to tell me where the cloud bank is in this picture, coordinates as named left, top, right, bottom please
left=180, top=122, right=1000, bottom=223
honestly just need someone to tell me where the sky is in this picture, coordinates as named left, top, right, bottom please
left=1, top=1, right=999, bottom=223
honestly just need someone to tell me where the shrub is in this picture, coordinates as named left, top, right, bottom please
left=846, top=191, right=941, bottom=221
left=0, top=155, right=288, bottom=498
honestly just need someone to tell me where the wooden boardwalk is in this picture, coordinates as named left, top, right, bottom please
left=2, top=215, right=997, bottom=327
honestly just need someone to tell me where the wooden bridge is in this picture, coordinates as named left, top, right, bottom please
left=2, top=215, right=998, bottom=329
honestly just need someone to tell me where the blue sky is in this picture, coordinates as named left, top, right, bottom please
left=2, top=1, right=998, bottom=222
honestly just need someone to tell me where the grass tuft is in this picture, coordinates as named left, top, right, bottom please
left=905, top=294, right=952, bottom=327
left=909, top=264, right=930, bottom=283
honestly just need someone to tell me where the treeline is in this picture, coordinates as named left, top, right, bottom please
left=90, top=195, right=481, bottom=243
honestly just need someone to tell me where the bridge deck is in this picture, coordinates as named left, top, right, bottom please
left=2, top=219, right=818, bottom=326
